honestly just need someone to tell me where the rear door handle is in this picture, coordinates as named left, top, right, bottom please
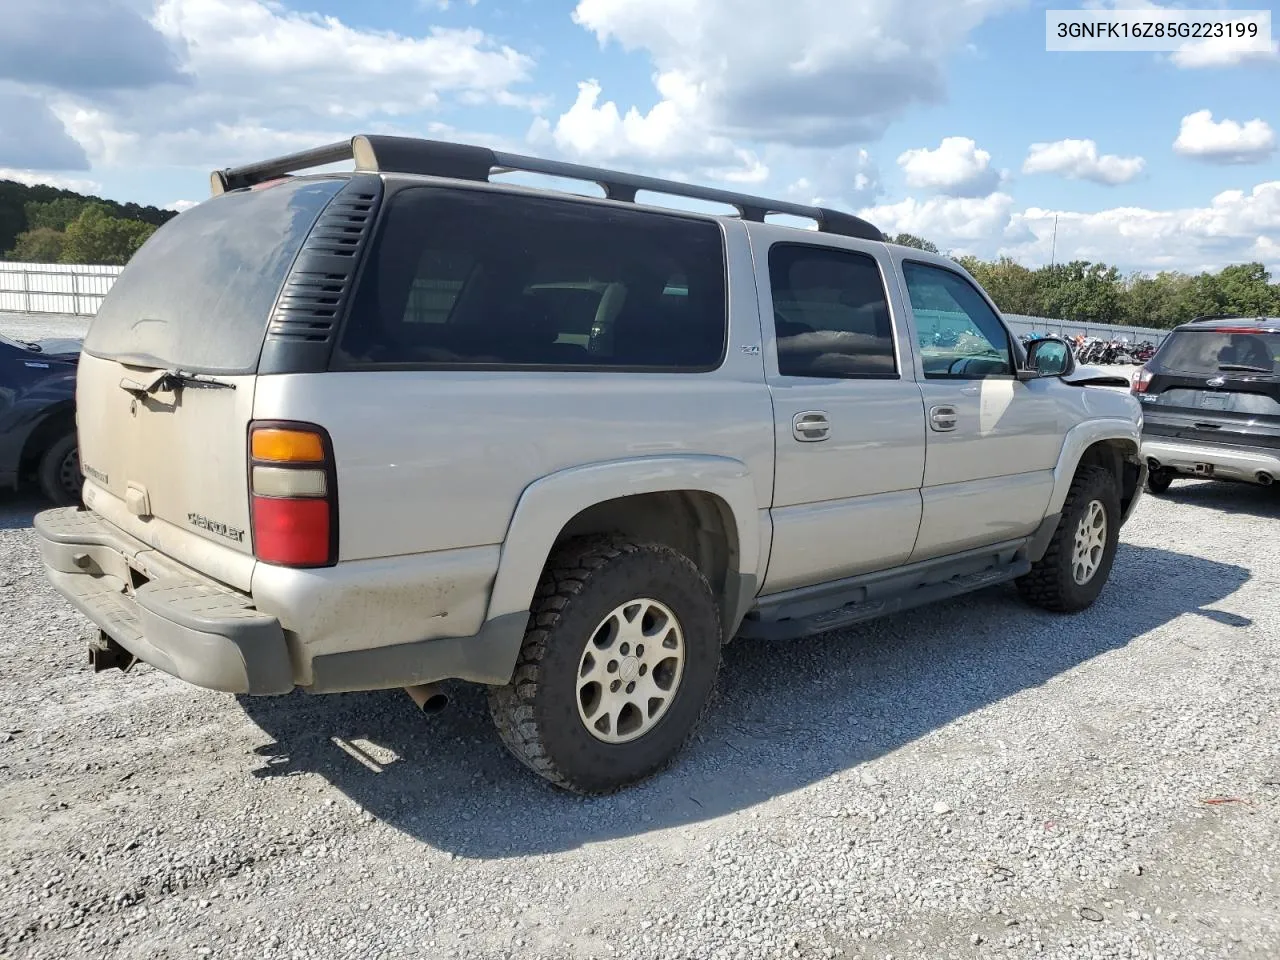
left=793, top=411, right=830, bottom=442
left=929, top=405, right=958, bottom=432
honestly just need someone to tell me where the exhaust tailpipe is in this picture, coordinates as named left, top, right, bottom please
left=1257, top=472, right=1274, bottom=487
left=405, top=683, right=450, bottom=715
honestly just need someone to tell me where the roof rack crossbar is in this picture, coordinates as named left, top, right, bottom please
left=210, top=134, right=885, bottom=243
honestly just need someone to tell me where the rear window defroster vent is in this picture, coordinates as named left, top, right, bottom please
left=266, top=179, right=382, bottom=345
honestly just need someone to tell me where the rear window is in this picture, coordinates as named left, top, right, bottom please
left=83, top=178, right=345, bottom=374
left=334, top=187, right=727, bottom=370
left=1155, top=328, right=1280, bottom=377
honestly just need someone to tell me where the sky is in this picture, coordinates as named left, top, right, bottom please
left=2, top=0, right=1278, bottom=275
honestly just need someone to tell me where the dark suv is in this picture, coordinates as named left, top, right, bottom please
left=1134, top=316, right=1280, bottom=493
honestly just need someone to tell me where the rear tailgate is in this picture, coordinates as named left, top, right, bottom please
left=76, top=177, right=347, bottom=590
left=1140, top=327, right=1280, bottom=448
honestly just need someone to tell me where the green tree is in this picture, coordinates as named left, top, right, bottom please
left=888, top=232, right=939, bottom=253
left=1036, top=261, right=1123, bottom=323
left=24, top=197, right=90, bottom=232
left=960, top=256, right=1043, bottom=316
left=1122, top=271, right=1191, bottom=329
left=60, top=203, right=157, bottom=265
left=1214, top=263, right=1278, bottom=317
left=8, top=227, right=66, bottom=263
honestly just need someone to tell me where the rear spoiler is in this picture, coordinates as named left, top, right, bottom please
left=208, top=134, right=886, bottom=242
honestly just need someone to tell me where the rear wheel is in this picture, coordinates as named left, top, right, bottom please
left=1145, top=468, right=1174, bottom=494
left=488, top=537, right=722, bottom=794
left=1017, top=465, right=1120, bottom=614
left=37, top=433, right=82, bottom=506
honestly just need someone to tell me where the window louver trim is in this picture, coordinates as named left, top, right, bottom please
left=265, top=178, right=382, bottom=344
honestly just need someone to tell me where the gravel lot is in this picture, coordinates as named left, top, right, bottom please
left=0, top=311, right=89, bottom=343
left=1, top=312, right=1278, bottom=960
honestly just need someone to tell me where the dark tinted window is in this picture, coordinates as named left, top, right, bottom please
left=902, top=262, right=1013, bottom=379
left=1155, top=329, right=1279, bottom=377
left=83, top=178, right=344, bottom=374
left=336, top=188, right=727, bottom=370
left=768, top=244, right=896, bottom=378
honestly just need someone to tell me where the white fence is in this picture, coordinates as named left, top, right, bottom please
left=0, top=262, right=124, bottom=316
left=0, top=261, right=1173, bottom=345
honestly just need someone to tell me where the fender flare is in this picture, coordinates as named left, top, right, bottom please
left=1047, top=417, right=1141, bottom=516
left=483, top=455, right=763, bottom=631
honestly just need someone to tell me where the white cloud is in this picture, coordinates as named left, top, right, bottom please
left=859, top=192, right=1018, bottom=255
left=3, top=0, right=539, bottom=177
left=783, top=147, right=881, bottom=210
left=1174, top=110, right=1276, bottom=164
left=1022, top=139, right=1145, bottom=185
left=853, top=178, right=1280, bottom=274
left=897, top=137, right=1000, bottom=197
left=150, top=0, right=534, bottom=115
left=1171, top=16, right=1279, bottom=68
left=0, top=168, right=102, bottom=193
left=548, top=77, right=767, bottom=184
left=1001, top=181, right=1280, bottom=273
left=569, top=0, right=1019, bottom=147
left=165, top=199, right=198, bottom=212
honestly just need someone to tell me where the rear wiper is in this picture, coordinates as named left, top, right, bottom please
left=119, top=370, right=236, bottom=396
left=1217, top=363, right=1274, bottom=374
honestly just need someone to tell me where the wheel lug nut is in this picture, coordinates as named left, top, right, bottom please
left=620, top=643, right=630, bottom=655
left=608, top=661, right=618, bottom=673
left=626, top=681, right=636, bottom=694
left=610, top=680, right=621, bottom=692
left=636, top=644, right=645, bottom=656
left=639, top=664, right=648, bottom=676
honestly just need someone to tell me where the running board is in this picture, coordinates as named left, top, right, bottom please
left=737, top=543, right=1032, bottom=642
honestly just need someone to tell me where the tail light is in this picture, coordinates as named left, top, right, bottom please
left=248, top=422, right=337, bottom=567
left=1131, top=367, right=1153, bottom=394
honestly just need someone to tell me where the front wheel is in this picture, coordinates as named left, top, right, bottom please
left=488, top=537, right=722, bottom=794
left=1017, top=465, right=1120, bottom=614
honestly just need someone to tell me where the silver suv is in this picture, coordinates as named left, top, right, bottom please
left=34, top=135, right=1146, bottom=794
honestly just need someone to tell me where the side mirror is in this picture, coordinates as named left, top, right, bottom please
left=1020, top=336, right=1075, bottom=380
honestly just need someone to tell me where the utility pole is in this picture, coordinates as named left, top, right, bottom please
left=1050, top=214, right=1059, bottom=269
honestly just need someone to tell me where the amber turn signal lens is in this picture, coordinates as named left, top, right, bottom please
left=251, top=428, right=325, bottom=463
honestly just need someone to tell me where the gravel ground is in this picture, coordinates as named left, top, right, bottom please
left=0, top=311, right=89, bottom=342
left=2, top=484, right=1278, bottom=960
left=1, top=310, right=1278, bottom=960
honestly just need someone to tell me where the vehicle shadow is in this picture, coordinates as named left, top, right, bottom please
left=1156, top=479, right=1280, bottom=519
left=237, top=542, right=1250, bottom=859
left=0, top=493, right=44, bottom=531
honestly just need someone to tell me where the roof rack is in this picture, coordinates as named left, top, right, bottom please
left=209, top=134, right=885, bottom=243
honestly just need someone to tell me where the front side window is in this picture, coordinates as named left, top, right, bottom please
left=768, top=244, right=897, bottom=379
left=903, top=261, right=1013, bottom=379
left=336, top=188, right=727, bottom=370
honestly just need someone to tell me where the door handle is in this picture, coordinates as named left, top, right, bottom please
left=793, top=411, right=830, bottom=442
left=929, top=405, right=958, bottom=432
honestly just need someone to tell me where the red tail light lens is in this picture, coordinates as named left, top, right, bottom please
left=248, top=422, right=337, bottom=567
left=1131, top=367, right=1152, bottom=394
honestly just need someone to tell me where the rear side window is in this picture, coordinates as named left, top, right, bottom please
left=768, top=243, right=897, bottom=378
left=1154, top=329, right=1279, bottom=377
left=336, top=188, right=727, bottom=370
left=83, top=178, right=345, bottom=374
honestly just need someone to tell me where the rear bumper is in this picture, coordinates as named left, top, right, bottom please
left=34, top=506, right=527, bottom=696
left=35, top=507, right=294, bottom=695
left=1142, top=436, right=1280, bottom=484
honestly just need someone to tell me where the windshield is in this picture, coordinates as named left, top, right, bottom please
left=1155, top=329, right=1280, bottom=377
left=82, top=177, right=345, bottom=375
